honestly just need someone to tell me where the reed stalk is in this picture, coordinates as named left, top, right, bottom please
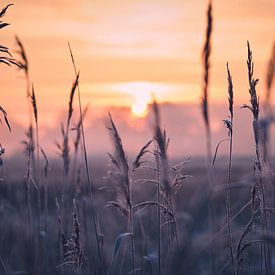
left=224, top=63, right=236, bottom=275
left=68, top=43, right=104, bottom=273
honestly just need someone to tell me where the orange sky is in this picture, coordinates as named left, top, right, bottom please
left=0, top=0, right=274, bottom=156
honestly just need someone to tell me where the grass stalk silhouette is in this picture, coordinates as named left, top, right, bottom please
left=68, top=43, right=105, bottom=274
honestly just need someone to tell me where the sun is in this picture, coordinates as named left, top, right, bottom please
left=114, top=81, right=169, bottom=118
left=131, top=99, right=148, bottom=117
left=128, top=84, right=151, bottom=117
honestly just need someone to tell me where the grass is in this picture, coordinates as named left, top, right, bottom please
left=224, top=63, right=236, bottom=275
left=0, top=2, right=275, bottom=275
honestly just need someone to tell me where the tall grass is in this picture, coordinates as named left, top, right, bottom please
left=1, top=2, right=275, bottom=275
left=239, top=41, right=271, bottom=275
left=60, top=72, right=79, bottom=204
left=201, top=0, right=213, bottom=168
left=107, top=113, right=136, bottom=275
left=224, top=63, right=236, bottom=275
left=68, top=43, right=105, bottom=274
left=152, top=100, right=189, bottom=273
left=201, top=1, right=215, bottom=273
left=15, top=36, right=35, bottom=238
left=0, top=4, right=20, bottom=68
left=30, top=84, right=42, bottom=275
left=61, top=199, right=83, bottom=275
left=261, top=41, right=275, bottom=164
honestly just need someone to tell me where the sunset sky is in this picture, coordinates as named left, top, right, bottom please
left=0, top=0, right=274, bottom=157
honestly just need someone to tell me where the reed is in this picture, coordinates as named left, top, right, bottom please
left=15, top=36, right=30, bottom=97
left=0, top=106, right=11, bottom=132
left=152, top=100, right=185, bottom=273
left=0, top=4, right=21, bottom=68
left=201, top=0, right=213, bottom=168
left=107, top=113, right=135, bottom=275
left=0, top=105, right=11, bottom=175
left=61, top=199, right=83, bottom=275
left=22, top=125, right=34, bottom=234
left=265, top=41, right=275, bottom=110
left=240, top=41, right=271, bottom=274
left=30, top=84, right=42, bottom=275
left=224, top=63, right=236, bottom=275
left=59, top=72, right=79, bottom=205
left=201, top=1, right=215, bottom=272
left=261, top=41, right=275, bottom=164
left=15, top=36, right=36, bottom=248
left=71, top=105, right=88, bottom=188
left=41, top=147, right=49, bottom=275
left=68, top=43, right=104, bottom=273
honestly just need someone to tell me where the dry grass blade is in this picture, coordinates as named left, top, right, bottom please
left=0, top=4, right=21, bottom=68
left=62, top=199, right=83, bottom=271
left=261, top=41, right=275, bottom=163
left=107, top=112, right=136, bottom=275
left=40, top=147, right=49, bottom=178
left=212, top=139, right=229, bottom=167
left=107, top=113, right=130, bottom=209
left=72, top=105, right=88, bottom=153
left=241, top=41, right=271, bottom=275
left=60, top=72, right=79, bottom=185
left=31, top=84, right=38, bottom=124
left=31, top=83, right=42, bottom=275
left=241, top=42, right=262, bottom=172
left=15, top=35, right=29, bottom=77
left=242, top=41, right=260, bottom=120
left=67, top=43, right=104, bottom=272
left=0, top=56, right=20, bottom=67
left=15, top=35, right=30, bottom=94
left=0, top=143, right=5, bottom=168
left=0, top=4, right=13, bottom=18
left=0, top=105, right=11, bottom=131
left=67, top=72, right=79, bottom=131
left=201, top=0, right=213, bottom=128
left=265, top=41, right=275, bottom=103
left=108, top=113, right=129, bottom=178
left=225, top=63, right=236, bottom=275
left=0, top=45, right=11, bottom=56
left=201, top=3, right=215, bottom=273
left=227, top=63, right=233, bottom=119
left=152, top=100, right=171, bottom=197
left=132, top=140, right=152, bottom=171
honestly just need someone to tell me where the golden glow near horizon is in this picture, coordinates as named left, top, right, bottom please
left=131, top=100, right=148, bottom=118
left=126, top=83, right=152, bottom=117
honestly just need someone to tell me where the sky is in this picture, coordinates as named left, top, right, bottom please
left=0, top=0, right=274, bottom=157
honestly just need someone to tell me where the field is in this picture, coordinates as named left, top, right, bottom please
left=0, top=2, right=275, bottom=275
left=1, top=155, right=268, bottom=275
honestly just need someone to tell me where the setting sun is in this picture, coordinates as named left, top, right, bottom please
left=131, top=98, right=149, bottom=117
left=114, top=81, right=169, bottom=117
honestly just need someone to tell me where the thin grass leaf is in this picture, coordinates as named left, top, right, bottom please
left=67, top=72, right=79, bottom=130
left=212, top=139, right=229, bottom=166
left=0, top=106, right=11, bottom=131
left=201, top=0, right=213, bottom=128
left=0, top=23, right=9, bottom=29
left=15, top=35, right=29, bottom=79
left=31, top=85, right=38, bottom=124
left=0, top=4, right=13, bottom=18
left=40, top=147, right=49, bottom=178
left=132, top=140, right=152, bottom=171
